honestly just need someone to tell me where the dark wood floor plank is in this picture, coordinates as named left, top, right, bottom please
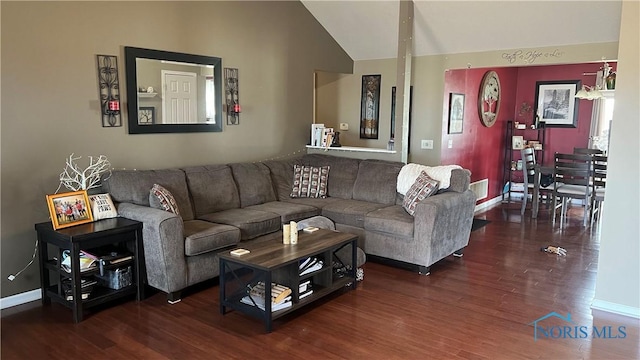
left=2, top=203, right=638, bottom=359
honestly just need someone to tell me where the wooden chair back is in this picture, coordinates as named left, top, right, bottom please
left=554, top=153, right=592, bottom=189
left=573, top=147, right=604, bottom=155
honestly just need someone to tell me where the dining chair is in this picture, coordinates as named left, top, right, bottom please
left=590, top=155, right=607, bottom=225
left=573, top=147, right=604, bottom=155
left=552, top=153, right=592, bottom=227
left=521, top=147, right=553, bottom=216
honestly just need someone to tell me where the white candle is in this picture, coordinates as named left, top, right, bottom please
left=282, top=224, right=290, bottom=244
left=290, top=221, right=298, bottom=244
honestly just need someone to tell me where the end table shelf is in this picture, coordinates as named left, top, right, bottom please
left=35, top=217, right=144, bottom=323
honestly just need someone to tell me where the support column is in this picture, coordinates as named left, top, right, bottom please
left=394, top=0, right=414, bottom=163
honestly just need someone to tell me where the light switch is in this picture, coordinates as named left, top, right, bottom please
left=448, top=139, right=453, bottom=148
left=421, top=140, right=434, bottom=149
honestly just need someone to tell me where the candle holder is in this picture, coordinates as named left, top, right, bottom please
left=96, top=55, right=122, bottom=127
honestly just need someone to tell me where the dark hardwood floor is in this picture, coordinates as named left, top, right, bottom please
left=2, top=203, right=639, bottom=359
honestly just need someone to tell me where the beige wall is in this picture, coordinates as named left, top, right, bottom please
left=316, top=42, right=619, bottom=166
left=0, top=1, right=352, bottom=297
left=594, top=1, right=640, bottom=315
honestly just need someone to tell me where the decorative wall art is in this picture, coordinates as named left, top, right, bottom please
left=390, top=86, right=413, bottom=140
left=533, top=80, right=581, bottom=128
left=478, top=70, right=501, bottom=127
left=224, top=68, right=240, bottom=125
left=448, top=93, right=465, bottom=134
left=360, top=75, right=381, bottom=139
left=96, top=55, right=122, bottom=127
left=138, top=107, right=155, bottom=125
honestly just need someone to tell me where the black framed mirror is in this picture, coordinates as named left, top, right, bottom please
left=124, top=46, right=223, bottom=134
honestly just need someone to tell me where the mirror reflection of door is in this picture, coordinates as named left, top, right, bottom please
left=161, top=70, right=197, bottom=124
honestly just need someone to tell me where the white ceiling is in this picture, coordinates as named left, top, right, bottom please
left=301, top=0, right=623, bottom=61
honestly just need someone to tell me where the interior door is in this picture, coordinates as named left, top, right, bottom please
left=162, top=71, right=197, bottom=124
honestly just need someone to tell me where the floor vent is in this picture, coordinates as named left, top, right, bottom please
left=470, top=179, right=489, bottom=201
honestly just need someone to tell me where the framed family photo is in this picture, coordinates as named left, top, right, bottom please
left=533, top=80, right=580, bottom=128
left=46, top=190, right=94, bottom=230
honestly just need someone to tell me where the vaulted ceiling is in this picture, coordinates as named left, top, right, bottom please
left=301, top=1, right=623, bottom=61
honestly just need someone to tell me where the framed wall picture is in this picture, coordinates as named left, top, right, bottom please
left=46, top=190, right=94, bottom=230
left=390, top=86, right=413, bottom=150
left=448, top=93, right=465, bottom=134
left=533, top=80, right=581, bottom=128
left=478, top=70, right=501, bottom=128
left=138, top=106, right=155, bottom=125
left=360, top=75, right=381, bottom=139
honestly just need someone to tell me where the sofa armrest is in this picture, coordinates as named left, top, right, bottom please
left=412, top=189, right=476, bottom=266
left=448, top=168, right=471, bottom=193
left=117, top=203, right=187, bottom=294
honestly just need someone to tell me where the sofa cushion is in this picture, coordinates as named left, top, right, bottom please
left=246, top=201, right=320, bottom=223
left=302, top=154, right=360, bottom=199
left=229, top=162, right=277, bottom=207
left=101, top=169, right=194, bottom=221
left=321, top=199, right=388, bottom=228
left=365, top=205, right=414, bottom=237
left=183, top=220, right=240, bottom=256
left=403, top=171, right=440, bottom=215
left=183, top=165, right=240, bottom=216
left=263, top=158, right=303, bottom=201
left=198, top=208, right=281, bottom=241
left=281, top=196, right=343, bottom=209
left=353, top=160, right=403, bottom=205
left=290, top=165, right=330, bottom=198
left=149, top=184, right=181, bottom=215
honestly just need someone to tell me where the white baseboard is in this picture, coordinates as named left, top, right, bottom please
left=475, top=195, right=502, bottom=213
left=0, top=289, right=41, bottom=310
left=592, top=299, right=640, bottom=319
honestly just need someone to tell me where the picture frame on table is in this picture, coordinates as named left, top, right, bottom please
left=512, top=135, right=525, bottom=150
left=448, top=93, right=465, bottom=134
left=533, top=80, right=580, bottom=128
left=138, top=106, right=155, bottom=125
left=46, top=190, right=94, bottom=230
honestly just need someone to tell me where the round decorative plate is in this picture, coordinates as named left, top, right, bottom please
left=478, top=71, right=501, bottom=127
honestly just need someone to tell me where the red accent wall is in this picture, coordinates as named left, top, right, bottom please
left=441, top=62, right=615, bottom=203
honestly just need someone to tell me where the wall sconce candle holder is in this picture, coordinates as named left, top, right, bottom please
left=96, top=55, right=122, bottom=127
left=224, top=68, right=240, bottom=125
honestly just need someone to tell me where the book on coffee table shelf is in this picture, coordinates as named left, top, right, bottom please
left=242, top=282, right=293, bottom=312
left=299, top=257, right=323, bottom=276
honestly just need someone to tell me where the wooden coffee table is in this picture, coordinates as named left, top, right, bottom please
left=219, top=229, right=358, bottom=332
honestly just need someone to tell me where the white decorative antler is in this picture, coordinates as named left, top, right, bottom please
left=55, top=153, right=112, bottom=193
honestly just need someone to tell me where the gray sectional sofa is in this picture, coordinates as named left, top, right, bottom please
left=101, top=154, right=476, bottom=302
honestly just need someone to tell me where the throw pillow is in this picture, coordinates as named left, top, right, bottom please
left=149, top=184, right=181, bottom=215
left=402, top=171, right=440, bottom=216
left=88, top=193, right=118, bottom=220
left=290, top=165, right=330, bottom=198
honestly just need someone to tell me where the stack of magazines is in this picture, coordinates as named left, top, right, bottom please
left=240, top=282, right=292, bottom=312
left=299, top=257, right=323, bottom=276
left=299, top=279, right=313, bottom=299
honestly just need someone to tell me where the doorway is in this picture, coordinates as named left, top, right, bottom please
left=161, top=70, right=198, bottom=124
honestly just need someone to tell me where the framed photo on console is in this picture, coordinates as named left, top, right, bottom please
left=46, top=190, right=94, bottom=230
left=138, top=107, right=155, bottom=125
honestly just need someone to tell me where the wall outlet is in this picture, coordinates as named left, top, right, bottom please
left=339, top=123, right=349, bottom=131
left=421, top=139, right=434, bottom=149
